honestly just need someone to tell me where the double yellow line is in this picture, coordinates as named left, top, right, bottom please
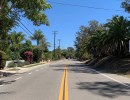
left=58, top=63, right=69, bottom=100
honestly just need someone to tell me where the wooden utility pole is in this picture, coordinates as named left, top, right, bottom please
left=53, top=31, right=57, bottom=59
left=58, top=39, right=61, bottom=49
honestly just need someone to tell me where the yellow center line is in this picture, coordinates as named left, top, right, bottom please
left=58, top=68, right=65, bottom=100
left=65, top=65, right=69, bottom=100
left=58, top=62, right=69, bottom=100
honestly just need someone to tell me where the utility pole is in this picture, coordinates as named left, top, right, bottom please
left=53, top=31, right=57, bottom=59
left=58, top=39, right=61, bottom=49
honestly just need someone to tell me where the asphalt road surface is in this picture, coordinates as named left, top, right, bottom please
left=0, top=59, right=130, bottom=100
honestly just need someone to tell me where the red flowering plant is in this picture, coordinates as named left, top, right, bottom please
left=24, top=51, right=33, bottom=64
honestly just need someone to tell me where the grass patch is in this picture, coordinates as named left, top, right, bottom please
left=23, top=62, right=45, bottom=68
left=7, top=68, right=20, bottom=71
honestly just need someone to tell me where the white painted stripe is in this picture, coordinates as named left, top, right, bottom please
left=0, top=85, right=3, bottom=87
left=15, top=77, right=22, bottom=80
left=89, top=68, right=130, bottom=88
left=28, top=72, right=32, bottom=75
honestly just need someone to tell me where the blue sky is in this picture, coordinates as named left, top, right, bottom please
left=13, top=0, right=129, bottom=50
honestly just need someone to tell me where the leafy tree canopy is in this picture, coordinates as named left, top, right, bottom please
left=0, top=0, right=51, bottom=26
left=122, top=0, right=130, bottom=13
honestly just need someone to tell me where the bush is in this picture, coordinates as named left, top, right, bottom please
left=33, top=47, right=42, bottom=63
left=0, top=50, right=8, bottom=69
left=43, top=52, right=52, bottom=61
left=7, top=61, right=27, bottom=68
left=17, top=61, right=25, bottom=67
left=7, top=62, right=15, bottom=68
left=24, top=61, right=30, bottom=65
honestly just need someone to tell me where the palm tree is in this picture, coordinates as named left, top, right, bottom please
left=30, top=30, right=44, bottom=46
left=8, top=31, right=25, bottom=59
left=105, top=16, right=130, bottom=56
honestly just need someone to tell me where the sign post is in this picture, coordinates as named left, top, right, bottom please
left=129, top=40, right=130, bottom=52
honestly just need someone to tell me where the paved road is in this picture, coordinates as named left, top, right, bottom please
left=0, top=59, right=130, bottom=100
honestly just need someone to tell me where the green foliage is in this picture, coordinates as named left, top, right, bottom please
left=30, top=30, right=44, bottom=46
left=104, top=16, right=130, bottom=56
left=122, top=0, right=130, bottom=13
left=7, top=62, right=16, bottom=68
left=61, top=49, right=68, bottom=58
left=43, top=52, right=52, bottom=60
left=76, top=16, right=130, bottom=60
left=74, top=23, right=99, bottom=60
left=20, top=40, right=33, bottom=60
left=7, top=61, right=27, bottom=68
left=67, top=47, right=75, bottom=58
left=8, top=31, right=25, bottom=60
left=0, top=50, right=8, bottom=69
left=0, top=0, right=51, bottom=29
left=33, top=47, right=42, bottom=63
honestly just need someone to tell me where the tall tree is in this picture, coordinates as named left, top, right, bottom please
left=122, top=0, right=130, bottom=12
left=105, top=16, right=130, bottom=56
left=8, top=31, right=25, bottom=59
left=67, top=47, right=75, bottom=58
left=31, top=30, right=44, bottom=46
left=0, top=0, right=51, bottom=43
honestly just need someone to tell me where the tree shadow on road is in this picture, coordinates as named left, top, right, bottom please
left=68, top=63, right=98, bottom=74
left=0, top=80, right=16, bottom=85
left=0, top=91, right=15, bottom=95
left=0, top=71, right=16, bottom=78
left=77, top=81, right=130, bottom=98
left=50, top=64, right=66, bottom=71
left=52, top=62, right=98, bottom=74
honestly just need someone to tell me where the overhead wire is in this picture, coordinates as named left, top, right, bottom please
left=47, top=1, right=124, bottom=12
left=23, top=19, right=36, bottom=31
left=18, top=20, right=34, bottom=36
left=18, top=24, right=32, bottom=37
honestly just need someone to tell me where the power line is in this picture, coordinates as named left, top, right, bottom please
left=25, top=19, right=37, bottom=31
left=18, top=24, right=32, bottom=37
left=18, top=20, right=34, bottom=36
left=47, top=1, right=123, bottom=12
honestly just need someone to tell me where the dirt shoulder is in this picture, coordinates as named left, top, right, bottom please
left=0, top=62, right=50, bottom=78
left=85, top=56, right=130, bottom=78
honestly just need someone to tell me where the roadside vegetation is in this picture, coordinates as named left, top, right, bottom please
left=75, top=1, right=130, bottom=74
left=0, top=0, right=76, bottom=70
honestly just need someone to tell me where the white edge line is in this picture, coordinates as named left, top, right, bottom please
left=15, top=77, right=22, bottom=80
left=28, top=72, right=32, bottom=75
left=89, top=68, right=130, bottom=88
left=0, top=85, right=3, bottom=87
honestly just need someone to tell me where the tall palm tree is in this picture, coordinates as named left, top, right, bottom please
left=8, top=31, right=25, bottom=59
left=105, top=16, right=130, bottom=56
left=30, top=30, right=44, bottom=46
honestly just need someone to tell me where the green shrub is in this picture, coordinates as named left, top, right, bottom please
left=33, top=47, right=42, bottom=63
left=43, top=52, right=52, bottom=61
left=17, top=62, right=25, bottom=67
left=24, top=61, right=30, bottom=65
left=0, top=50, right=8, bottom=69
left=7, top=62, right=15, bottom=68
left=7, top=61, right=26, bottom=68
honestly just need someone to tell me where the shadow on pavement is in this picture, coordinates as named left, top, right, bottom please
left=0, top=80, right=16, bottom=85
left=77, top=81, right=130, bottom=98
left=68, top=64, right=98, bottom=74
left=0, top=91, right=14, bottom=95
left=0, top=71, right=16, bottom=78
left=52, top=62, right=98, bottom=74
left=50, top=64, right=66, bottom=72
